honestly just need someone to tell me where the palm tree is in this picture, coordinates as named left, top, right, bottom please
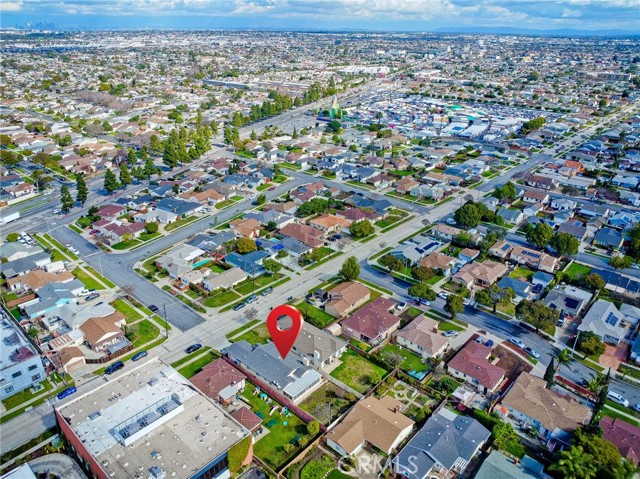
left=549, top=446, right=597, bottom=479
left=554, top=348, right=573, bottom=373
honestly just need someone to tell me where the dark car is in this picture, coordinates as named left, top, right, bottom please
left=246, top=294, right=258, bottom=303
left=532, top=284, right=543, bottom=294
left=57, top=386, right=77, bottom=400
left=186, top=344, right=202, bottom=354
left=105, top=361, right=125, bottom=375
left=85, top=292, right=100, bottom=301
left=131, top=351, right=148, bottom=362
left=149, top=305, right=159, bottom=313
left=484, top=339, right=494, bottom=348
left=233, top=302, right=246, bottom=311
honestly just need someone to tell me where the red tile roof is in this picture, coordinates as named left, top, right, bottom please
left=189, top=358, right=246, bottom=401
left=230, top=406, right=262, bottom=432
left=601, top=416, right=639, bottom=465
left=341, top=297, right=399, bottom=342
left=448, top=341, right=505, bottom=391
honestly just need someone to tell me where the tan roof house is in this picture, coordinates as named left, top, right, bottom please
left=419, top=252, right=456, bottom=276
left=6, top=270, right=74, bottom=292
left=453, top=261, right=509, bottom=289
left=395, top=315, right=449, bottom=358
left=324, top=281, right=371, bottom=318
left=79, top=312, right=126, bottom=352
left=341, top=297, right=400, bottom=346
left=58, top=346, right=86, bottom=373
left=229, top=218, right=261, bottom=239
left=326, top=396, right=414, bottom=456
left=309, top=214, right=352, bottom=234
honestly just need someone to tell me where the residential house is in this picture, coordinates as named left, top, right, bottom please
left=326, top=396, right=414, bottom=456
left=263, top=201, right=298, bottom=215
left=579, top=204, right=611, bottom=219
left=189, top=358, right=247, bottom=404
left=222, top=341, right=322, bottom=404
left=6, top=270, right=74, bottom=293
left=593, top=227, right=624, bottom=250
left=96, top=204, right=125, bottom=219
left=279, top=223, right=324, bottom=249
left=473, top=451, right=548, bottom=479
left=531, top=271, right=554, bottom=289
left=101, top=221, right=146, bottom=243
left=391, top=237, right=443, bottom=266
left=308, top=214, right=351, bottom=234
left=2, top=251, right=52, bottom=278
left=419, top=252, right=456, bottom=276
left=447, top=341, right=506, bottom=395
left=551, top=198, right=577, bottom=211
left=156, top=245, right=205, bottom=279
left=600, top=416, right=639, bottom=466
left=432, top=223, right=463, bottom=241
left=458, top=248, right=480, bottom=264
left=187, top=231, right=235, bottom=252
left=291, top=323, right=347, bottom=369
left=453, top=261, right=509, bottom=289
left=524, top=174, right=558, bottom=190
left=57, top=346, right=86, bottom=374
left=133, top=208, right=178, bottom=225
left=523, top=203, right=544, bottom=218
left=499, top=372, right=590, bottom=449
left=523, top=190, right=549, bottom=204
left=229, top=218, right=261, bottom=239
left=497, top=276, right=530, bottom=303
left=324, top=281, right=371, bottom=318
left=497, top=207, right=524, bottom=225
left=557, top=221, right=587, bottom=241
left=543, top=284, right=593, bottom=318
left=156, top=197, right=203, bottom=216
left=230, top=407, right=263, bottom=435
left=0, top=243, right=44, bottom=262
left=203, top=267, right=247, bottom=292
left=79, top=312, right=127, bottom=352
left=23, top=279, right=84, bottom=319
left=341, top=297, right=400, bottom=346
left=578, top=300, right=627, bottom=345
left=395, top=314, right=449, bottom=359
left=224, top=251, right=269, bottom=277
left=510, top=246, right=558, bottom=273
left=244, top=210, right=295, bottom=229
left=392, top=408, right=490, bottom=478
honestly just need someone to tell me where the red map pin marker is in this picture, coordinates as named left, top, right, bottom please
left=266, top=304, right=304, bottom=360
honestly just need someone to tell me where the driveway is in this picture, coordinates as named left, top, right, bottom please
left=600, top=343, right=630, bottom=370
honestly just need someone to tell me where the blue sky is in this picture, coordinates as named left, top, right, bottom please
left=2, top=0, right=639, bottom=32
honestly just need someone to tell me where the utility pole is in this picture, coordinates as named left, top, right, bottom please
left=163, top=304, right=169, bottom=337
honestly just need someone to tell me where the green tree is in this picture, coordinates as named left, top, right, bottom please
left=408, top=282, right=436, bottom=301
left=127, top=148, right=137, bottom=165
left=103, top=168, right=120, bottom=194
left=145, top=222, right=158, bottom=234
left=236, top=238, right=257, bottom=254
left=493, top=182, right=517, bottom=200
left=60, top=185, right=74, bottom=213
left=544, top=358, right=556, bottom=387
left=610, top=255, right=633, bottom=269
left=262, top=258, right=281, bottom=275
left=32, top=169, right=53, bottom=192
left=576, top=331, right=605, bottom=358
left=256, top=194, right=266, bottom=206
left=551, top=232, right=579, bottom=256
left=75, top=173, right=88, bottom=205
left=411, top=266, right=435, bottom=282
left=521, top=117, right=546, bottom=134
left=5, top=232, right=19, bottom=242
left=526, top=222, right=554, bottom=249
left=307, top=420, right=320, bottom=436
left=349, top=219, right=375, bottom=239
left=143, top=157, right=156, bottom=179
left=515, top=300, right=556, bottom=333
left=119, top=164, right=132, bottom=186
left=583, top=273, right=605, bottom=292
left=454, top=203, right=481, bottom=228
left=325, top=120, right=342, bottom=133
left=445, top=294, right=464, bottom=319
left=379, top=254, right=403, bottom=272
left=338, top=256, right=360, bottom=282
left=475, top=284, right=513, bottom=314
left=549, top=445, right=597, bottom=479
left=0, top=150, right=21, bottom=166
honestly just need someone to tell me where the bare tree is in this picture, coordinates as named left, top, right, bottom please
left=245, top=307, right=258, bottom=321
left=121, top=284, right=135, bottom=298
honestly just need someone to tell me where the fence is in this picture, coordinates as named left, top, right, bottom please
left=85, top=343, right=133, bottom=364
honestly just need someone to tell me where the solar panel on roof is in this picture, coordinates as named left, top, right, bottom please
left=605, top=312, right=619, bottom=326
left=565, top=298, right=579, bottom=309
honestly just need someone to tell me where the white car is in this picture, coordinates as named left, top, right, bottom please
left=607, top=391, right=629, bottom=408
left=509, top=337, right=525, bottom=349
left=437, top=292, right=449, bottom=300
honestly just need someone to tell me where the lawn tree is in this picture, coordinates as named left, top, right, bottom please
left=143, top=157, right=156, bottom=179
left=576, top=331, right=605, bottom=358
left=379, top=254, right=403, bottom=272
left=549, top=445, right=597, bottom=479
left=583, top=273, right=605, bottom=292
left=550, top=232, right=579, bottom=256
left=609, top=255, right=633, bottom=270
left=408, top=282, right=436, bottom=301
left=5, top=233, right=19, bottom=242
left=349, top=219, right=375, bottom=239
left=411, top=266, right=435, bottom=282
left=444, top=294, right=464, bottom=319
left=236, top=238, right=257, bottom=254
left=526, top=222, right=554, bottom=249
left=262, top=258, right=281, bottom=275
left=307, top=420, right=320, bottom=436
left=515, top=300, right=556, bottom=333
left=453, top=202, right=481, bottom=228
left=493, top=182, right=517, bottom=200
left=145, top=222, right=158, bottom=234
left=103, top=168, right=120, bottom=194
left=338, top=256, right=360, bottom=282
left=132, top=165, right=145, bottom=181
left=32, top=169, right=53, bottom=191
left=544, top=358, right=556, bottom=387
left=60, top=185, right=74, bottom=213
left=554, top=348, right=572, bottom=373
left=127, top=148, right=137, bottom=165
left=256, top=194, right=266, bottom=206
left=119, top=163, right=132, bottom=186
left=75, top=173, right=88, bottom=205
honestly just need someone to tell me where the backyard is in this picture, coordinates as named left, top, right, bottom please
left=125, top=320, right=159, bottom=348
left=509, top=267, right=535, bottom=281
left=379, top=344, right=430, bottom=374
left=330, top=350, right=388, bottom=394
left=71, top=268, right=105, bottom=290
left=565, top=262, right=592, bottom=281
left=299, top=383, right=355, bottom=425
left=240, top=384, right=308, bottom=469
left=295, top=301, right=336, bottom=328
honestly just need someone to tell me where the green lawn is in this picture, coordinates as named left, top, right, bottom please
left=72, top=268, right=106, bottom=290
left=375, top=215, right=403, bottom=229
left=84, top=266, right=116, bottom=288
left=509, top=267, right=535, bottom=281
left=296, top=302, right=336, bottom=328
left=299, top=383, right=354, bottom=425
left=330, top=350, right=388, bottom=394
left=204, top=290, right=240, bottom=308
left=1, top=380, right=53, bottom=410
left=241, top=384, right=308, bottom=469
left=257, top=183, right=270, bottom=192
left=273, top=174, right=289, bottom=183
left=110, top=298, right=142, bottom=323
left=165, top=216, right=198, bottom=231
left=438, top=321, right=464, bottom=332
left=170, top=346, right=214, bottom=369
left=68, top=224, right=83, bottom=234
left=0, top=381, right=75, bottom=425
left=427, top=274, right=444, bottom=285
left=177, top=352, right=218, bottom=379
left=618, top=365, right=640, bottom=380
left=305, top=251, right=343, bottom=270
left=226, top=320, right=261, bottom=340
left=327, top=471, right=351, bottom=479
left=126, top=320, right=160, bottom=348
left=209, top=263, right=228, bottom=273
left=234, top=273, right=283, bottom=296
left=111, top=239, right=142, bottom=250
left=233, top=323, right=271, bottom=345
left=301, top=455, right=336, bottom=479
left=565, top=262, right=592, bottom=280
left=139, top=232, right=161, bottom=242
left=379, top=344, right=430, bottom=373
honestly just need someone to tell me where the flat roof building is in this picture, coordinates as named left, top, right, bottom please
left=55, top=358, right=252, bottom=479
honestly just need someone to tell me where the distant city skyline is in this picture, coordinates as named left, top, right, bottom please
left=2, top=0, right=639, bottom=33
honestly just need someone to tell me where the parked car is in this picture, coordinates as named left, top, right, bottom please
left=396, top=302, right=407, bottom=311
left=475, top=336, right=484, bottom=344
left=484, top=339, right=494, bottom=348
left=286, top=296, right=294, bottom=301
left=437, top=292, right=449, bottom=300
left=509, top=337, right=525, bottom=349
left=131, top=351, right=148, bottom=362
left=269, top=186, right=276, bottom=191
left=186, top=344, right=202, bottom=354
left=632, top=403, right=640, bottom=413
left=246, top=294, right=258, bottom=303
left=442, top=330, right=459, bottom=338
left=524, top=347, right=540, bottom=359
left=607, top=391, right=629, bottom=408
left=261, top=287, right=273, bottom=297
left=333, top=234, right=342, bottom=240
left=149, top=304, right=159, bottom=313
left=85, top=292, right=100, bottom=301
left=557, top=317, right=565, bottom=326
left=105, top=361, right=125, bottom=375
left=57, top=386, right=77, bottom=400
left=233, top=302, right=246, bottom=311
left=418, top=298, right=430, bottom=306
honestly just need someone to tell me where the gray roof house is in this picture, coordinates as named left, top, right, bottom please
left=2, top=251, right=52, bottom=278
left=392, top=408, right=490, bottom=478
left=187, top=232, right=235, bottom=252
left=156, top=198, right=203, bottom=216
left=222, top=340, right=323, bottom=404
left=290, top=323, right=347, bottom=369
left=203, top=267, right=247, bottom=292
left=543, top=284, right=593, bottom=318
left=578, top=300, right=626, bottom=345
left=280, top=236, right=311, bottom=257
left=474, top=451, right=548, bottom=479
left=23, top=279, right=84, bottom=319
left=593, top=227, right=624, bottom=250
left=497, top=276, right=530, bottom=303
left=497, top=207, right=524, bottom=225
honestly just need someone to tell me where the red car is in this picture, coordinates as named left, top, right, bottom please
left=269, top=186, right=276, bottom=191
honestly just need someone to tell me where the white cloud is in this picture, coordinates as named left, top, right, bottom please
left=561, top=7, right=582, bottom=16
left=0, top=0, right=23, bottom=10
